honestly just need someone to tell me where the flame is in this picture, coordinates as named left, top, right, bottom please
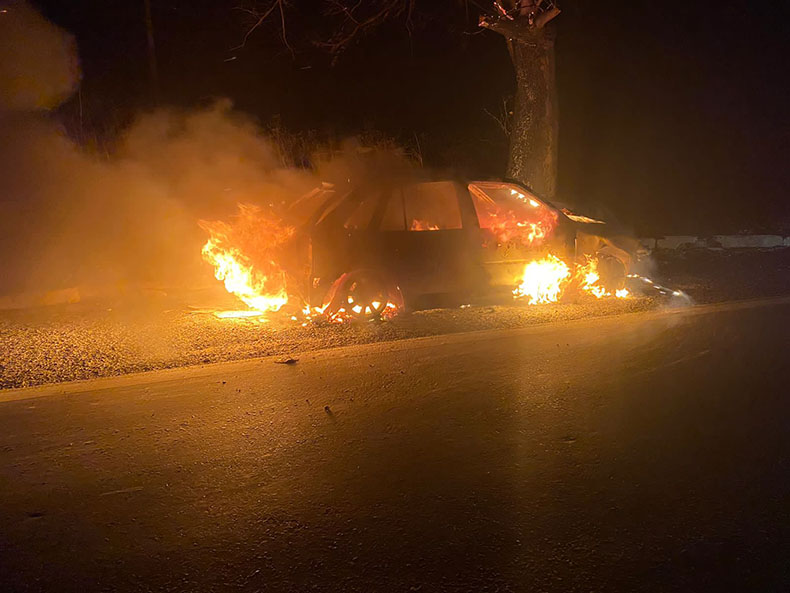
left=200, top=202, right=634, bottom=324
left=200, top=204, right=294, bottom=316
left=483, top=209, right=555, bottom=247
left=410, top=219, right=440, bottom=231
left=472, top=186, right=557, bottom=248
left=513, top=255, right=571, bottom=304
left=577, top=257, right=630, bottom=300
left=577, top=257, right=603, bottom=297
left=513, top=254, right=632, bottom=305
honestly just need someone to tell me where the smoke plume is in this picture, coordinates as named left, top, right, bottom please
left=0, top=1, right=79, bottom=111
left=0, top=3, right=325, bottom=301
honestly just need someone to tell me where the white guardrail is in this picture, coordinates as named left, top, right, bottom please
left=640, top=235, right=790, bottom=251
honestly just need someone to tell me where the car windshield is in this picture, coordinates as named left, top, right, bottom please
left=468, top=181, right=558, bottom=247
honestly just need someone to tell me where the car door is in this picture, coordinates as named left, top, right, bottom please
left=467, top=181, right=571, bottom=289
left=373, top=181, right=481, bottom=300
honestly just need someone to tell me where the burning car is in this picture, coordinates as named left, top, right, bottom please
left=281, top=179, right=640, bottom=319
left=200, top=174, right=645, bottom=321
left=201, top=178, right=642, bottom=321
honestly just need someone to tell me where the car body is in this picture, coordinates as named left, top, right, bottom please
left=288, top=179, right=636, bottom=315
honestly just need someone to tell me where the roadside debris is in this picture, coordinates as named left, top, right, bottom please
left=274, top=357, right=299, bottom=365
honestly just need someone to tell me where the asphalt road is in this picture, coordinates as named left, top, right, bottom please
left=1, top=298, right=789, bottom=592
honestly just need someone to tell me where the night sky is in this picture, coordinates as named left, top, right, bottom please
left=34, top=0, right=790, bottom=235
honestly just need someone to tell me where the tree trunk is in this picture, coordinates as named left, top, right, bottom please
left=481, top=9, right=560, bottom=200
left=506, top=30, right=558, bottom=200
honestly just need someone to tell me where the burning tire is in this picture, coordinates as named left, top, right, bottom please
left=325, top=270, right=403, bottom=321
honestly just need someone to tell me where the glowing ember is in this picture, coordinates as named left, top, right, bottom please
left=200, top=204, right=294, bottom=316
left=513, top=255, right=571, bottom=304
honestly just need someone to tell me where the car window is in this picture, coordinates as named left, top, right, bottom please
left=468, top=182, right=546, bottom=225
left=468, top=182, right=557, bottom=246
left=403, top=182, right=463, bottom=231
left=380, top=191, right=406, bottom=231
left=344, top=197, right=378, bottom=230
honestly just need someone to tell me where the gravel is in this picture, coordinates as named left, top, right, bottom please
left=2, top=248, right=788, bottom=390
left=0, top=298, right=658, bottom=390
left=652, top=248, right=790, bottom=303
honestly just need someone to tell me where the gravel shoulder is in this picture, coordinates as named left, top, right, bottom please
left=0, top=298, right=656, bottom=390
left=2, top=248, right=788, bottom=390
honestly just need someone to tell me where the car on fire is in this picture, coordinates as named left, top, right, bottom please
left=288, top=179, right=640, bottom=320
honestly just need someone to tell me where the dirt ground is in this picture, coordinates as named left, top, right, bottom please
left=1, top=249, right=787, bottom=390
left=652, top=248, right=790, bottom=303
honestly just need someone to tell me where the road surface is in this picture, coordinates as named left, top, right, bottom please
left=1, top=298, right=789, bottom=592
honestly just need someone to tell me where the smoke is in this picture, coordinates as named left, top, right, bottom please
left=0, top=3, right=325, bottom=300
left=0, top=1, right=79, bottom=111
left=0, top=2, right=425, bottom=307
left=0, top=103, right=323, bottom=297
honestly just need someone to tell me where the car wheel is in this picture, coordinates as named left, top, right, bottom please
left=344, top=271, right=390, bottom=320
left=596, top=253, right=627, bottom=291
left=325, top=270, right=401, bottom=321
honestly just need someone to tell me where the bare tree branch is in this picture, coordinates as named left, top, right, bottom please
left=232, top=0, right=293, bottom=55
left=480, top=0, right=560, bottom=40
left=533, top=5, right=560, bottom=28
left=232, top=3, right=278, bottom=50
left=277, top=0, right=293, bottom=55
left=316, top=0, right=409, bottom=55
left=232, top=1, right=559, bottom=57
left=483, top=96, right=513, bottom=137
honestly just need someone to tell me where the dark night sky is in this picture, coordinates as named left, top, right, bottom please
left=34, top=0, right=790, bottom=235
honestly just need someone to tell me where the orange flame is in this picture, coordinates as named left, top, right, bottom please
left=482, top=209, right=555, bottom=247
left=513, top=254, right=632, bottom=305
left=410, top=219, right=440, bottom=231
left=200, top=204, right=294, bottom=316
left=472, top=187, right=558, bottom=248
left=513, top=255, right=571, bottom=304
left=576, top=257, right=630, bottom=300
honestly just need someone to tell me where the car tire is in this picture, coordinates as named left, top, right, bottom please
left=326, top=269, right=402, bottom=321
